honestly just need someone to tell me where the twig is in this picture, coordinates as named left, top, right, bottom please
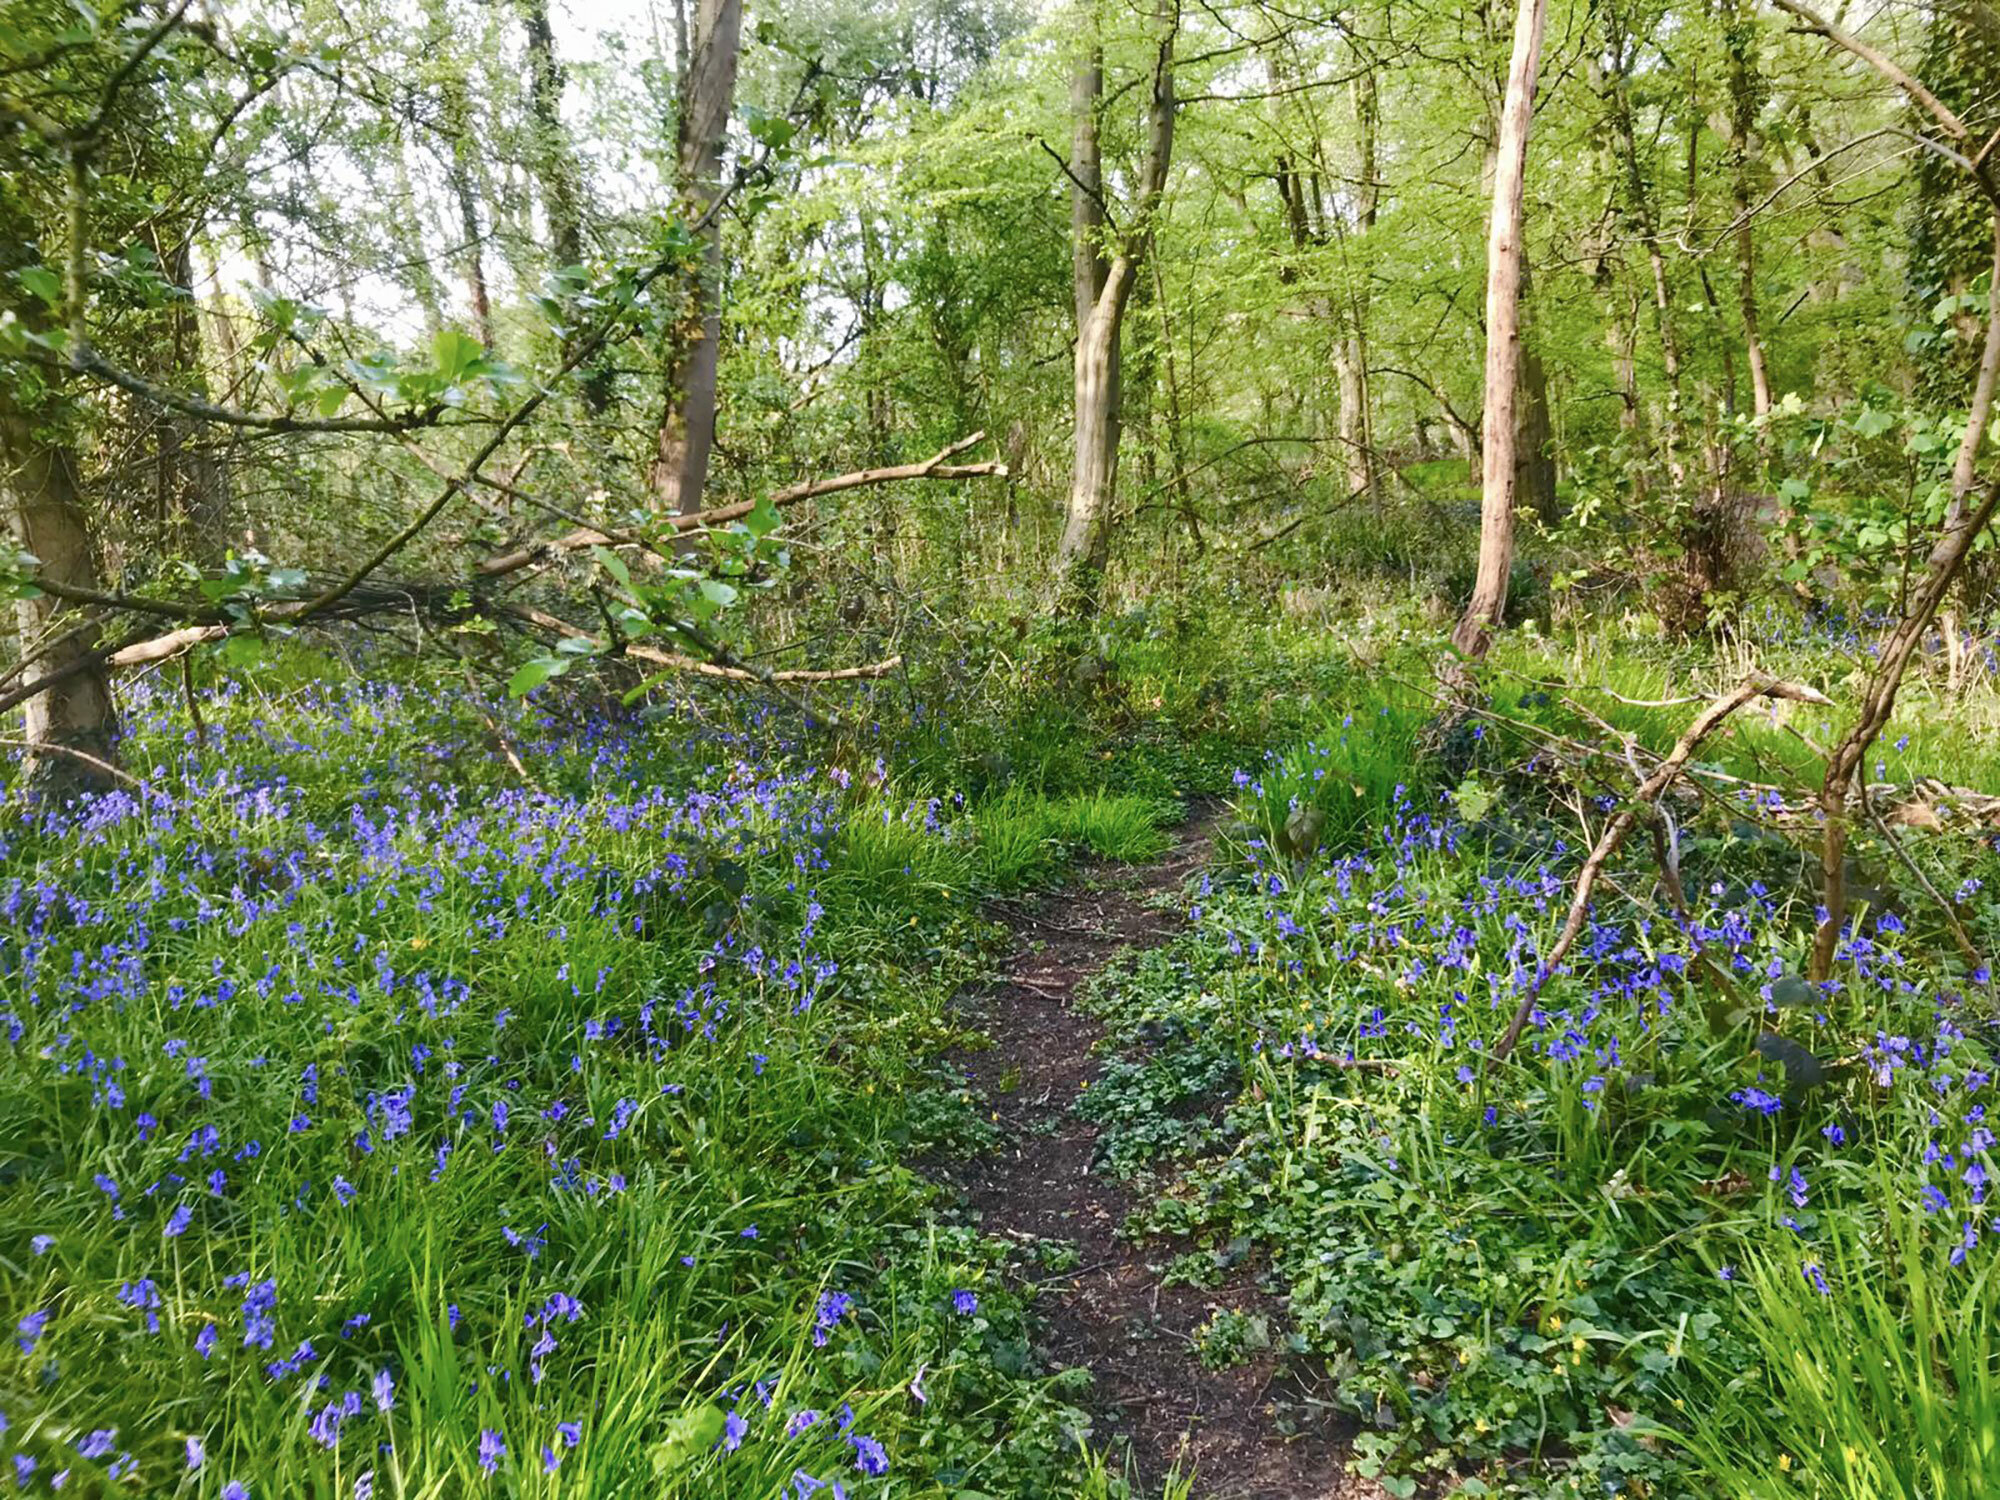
left=1490, top=671, right=1832, bottom=1062
left=0, top=737, right=142, bottom=788
left=1856, top=781, right=1987, bottom=984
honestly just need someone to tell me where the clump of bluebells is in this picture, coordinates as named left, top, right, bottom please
left=1092, top=725, right=2000, bottom=1496
left=0, top=672, right=1092, bottom=1495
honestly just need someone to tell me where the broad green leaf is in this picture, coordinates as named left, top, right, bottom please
left=431, top=328, right=484, bottom=384
left=17, top=266, right=61, bottom=307
left=507, top=656, right=569, bottom=696
left=648, top=1404, right=725, bottom=1476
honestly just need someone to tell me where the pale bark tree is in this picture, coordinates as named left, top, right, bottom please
left=442, top=80, right=497, bottom=352
left=1451, top=0, right=1551, bottom=658
left=1337, top=65, right=1380, bottom=502
left=648, top=0, right=744, bottom=519
left=1052, top=2, right=1178, bottom=619
left=1724, top=0, right=1772, bottom=419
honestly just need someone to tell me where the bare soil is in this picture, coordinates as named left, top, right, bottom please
left=941, top=807, right=1383, bottom=1500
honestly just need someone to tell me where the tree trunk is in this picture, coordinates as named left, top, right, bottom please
left=520, top=0, right=609, bottom=410
left=157, top=235, right=230, bottom=557
left=1451, top=0, right=1549, bottom=659
left=1342, top=66, right=1379, bottom=500
left=1053, top=9, right=1177, bottom=618
left=1515, top=304, right=1558, bottom=527
left=1810, top=207, right=2000, bottom=980
left=3, top=382, right=117, bottom=787
left=441, top=78, right=496, bottom=351
left=1725, top=0, right=1772, bottom=419
left=649, top=0, right=743, bottom=519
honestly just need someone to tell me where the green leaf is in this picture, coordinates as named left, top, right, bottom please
left=17, top=266, right=61, bottom=307
left=591, top=545, right=634, bottom=593
left=698, top=578, right=738, bottom=609
left=215, top=635, right=265, bottom=669
left=648, top=1404, right=726, bottom=1476
left=1850, top=405, right=1895, bottom=440
left=1768, top=975, right=1818, bottom=1009
left=431, top=328, right=484, bottom=384
left=507, top=656, right=570, bottom=697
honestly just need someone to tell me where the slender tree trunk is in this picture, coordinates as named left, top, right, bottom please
left=3, top=382, right=117, bottom=786
left=649, top=0, right=743, bottom=519
left=1725, top=0, right=1772, bottom=418
left=391, top=147, right=447, bottom=342
left=1054, top=8, right=1177, bottom=618
left=1515, top=296, right=1559, bottom=526
left=1342, top=66, right=1380, bottom=500
left=440, top=78, right=497, bottom=351
left=1602, top=6, right=1685, bottom=480
left=1451, top=0, right=1549, bottom=659
left=1810, top=207, right=2000, bottom=980
left=520, top=0, right=609, bottom=410
left=157, top=235, right=230, bottom=557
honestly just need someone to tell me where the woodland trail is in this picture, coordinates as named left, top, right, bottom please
left=942, top=806, right=1384, bottom=1500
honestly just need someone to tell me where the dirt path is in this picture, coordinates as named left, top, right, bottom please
left=943, top=807, right=1377, bottom=1499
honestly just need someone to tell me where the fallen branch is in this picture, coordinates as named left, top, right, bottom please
left=504, top=603, right=898, bottom=686
left=667, top=434, right=1005, bottom=534
left=1490, top=670, right=1832, bottom=1063
left=108, top=625, right=228, bottom=666
left=626, top=644, right=902, bottom=684
left=472, top=433, right=1005, bottom=578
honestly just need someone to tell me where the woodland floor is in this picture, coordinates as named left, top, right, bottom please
left=941, top=806, right=1385, bottom=1500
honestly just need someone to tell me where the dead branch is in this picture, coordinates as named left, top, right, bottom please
left=472, top=433, right=1005, bottom=578
left=1490, top=671, right=1832, bottom=1063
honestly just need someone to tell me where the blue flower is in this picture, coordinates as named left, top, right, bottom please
left=720, top=1411, right=748, bottom=1453
left=951, top=1289, right=978, bottom=1316
left=477, top=1429, right=506, bottom=1475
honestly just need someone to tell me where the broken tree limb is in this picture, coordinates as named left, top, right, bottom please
left=471, top=433, right=1006, bottom=577
left=625, top=645, right=902, bottom=684
left=666, top=433, right=1004, bottom=534
left=108, top=625, right=228, bottom=667
left=503, top=603, right=898, bottom=684
left=1490, top=670, right=1832, bottom=1062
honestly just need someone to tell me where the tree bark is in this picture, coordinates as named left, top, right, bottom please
left=3, top=381, right=118, bottom=786
left=440, top=76, right=497, bottom=351
left=1810, top=207, right=2000, bottom=980
left=648, top=0, right=744, bottom=520
left=1725, top=0, right=1772, bottom=419
left=520, top=0, right=608, bottom=410
left=1053, top=6, right=1177, bottom=618
left=1451, top=0, right=1549, bottom=659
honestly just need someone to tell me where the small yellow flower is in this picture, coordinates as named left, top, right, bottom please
left=1571, top=1334, right=1586, bottom=1352
left=408, top=935, right=428, bottom=951
left=1779, top=1454, right=1793, bottom=1473
left=1550, top=1316, right=1563, bottom=1331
